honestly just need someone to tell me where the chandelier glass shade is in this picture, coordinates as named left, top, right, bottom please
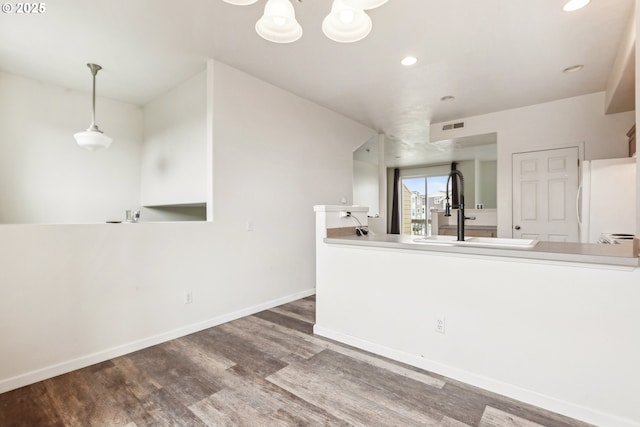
left=222, top=0, right=387, bottom=43
left=255, top=0, right=303, bottom=43
left=322, top=0, right=372, bottom=43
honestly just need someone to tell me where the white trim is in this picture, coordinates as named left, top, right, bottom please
left=313, top=325, right=640, bottom=427
left=0, top=288, right=315, bottom=394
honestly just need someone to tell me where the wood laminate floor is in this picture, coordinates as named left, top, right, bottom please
left=0, top=295, right=593, bottom=427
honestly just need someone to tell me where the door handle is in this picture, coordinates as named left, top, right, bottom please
left=514, top=225, right=521, bottom=230
left=576, top=182, right=582, bottom=229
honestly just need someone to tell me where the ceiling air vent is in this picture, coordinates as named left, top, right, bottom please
left=442, top=122, right=464, bottom=131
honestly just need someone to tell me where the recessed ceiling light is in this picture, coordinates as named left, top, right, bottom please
left=563, top=64, right=584, bottom=73
left=440, top=95, right=455, bottom=102
left=563, top=0, right=591, bottom=12
left=401, top=56, right=418, bottom=66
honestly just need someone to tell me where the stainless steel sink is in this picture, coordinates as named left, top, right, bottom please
left=413, top=235, right=538, bottom=249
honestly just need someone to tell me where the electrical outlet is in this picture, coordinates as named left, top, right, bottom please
left=435, top=317, right=445, bottom=334
left=339, top=211, right=349, bottom=218
left=184, top=291, right=193, bottom=304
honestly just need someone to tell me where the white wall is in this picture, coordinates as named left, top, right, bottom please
left=141, top=70, right=207, bottom=207
left=212, top=61, right=374, bottom=224
left=353, top=159, right=379, bottom=215
left=430, top=92, right=635, bottom=237
left=0, top=71, right=143, bottom=223
left=0, top=61, right=375, bottom=392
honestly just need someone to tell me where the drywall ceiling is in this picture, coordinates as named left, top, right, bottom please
left=0, top=0, right=634, bottom=148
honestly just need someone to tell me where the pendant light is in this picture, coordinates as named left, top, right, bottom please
left=74, top=63, right=112, bottom=151
left=322, top=0, right=372, bottom=43
left=255, top=0, right=303, bottom=43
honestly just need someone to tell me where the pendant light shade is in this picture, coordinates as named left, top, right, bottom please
left=74, top=130, right=113, bottom=151
left=222, top=0, right=259, bottom=4
left=341, top=0, right=388, bottom=10
left=322, top=0, right=372, bottom=43
left=255, top=0, right=302, bottom=43
left=74, top=63, right=112, bottom=151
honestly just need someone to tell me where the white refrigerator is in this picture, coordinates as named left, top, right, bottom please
left=579, top=157, right=637, bottom=243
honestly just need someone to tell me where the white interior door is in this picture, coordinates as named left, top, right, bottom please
left=512, top=147, right=579, bottom=242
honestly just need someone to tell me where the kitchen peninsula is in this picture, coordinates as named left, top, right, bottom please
left=314, top=205, right=640, bottom=427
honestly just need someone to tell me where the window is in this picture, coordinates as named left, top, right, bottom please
left=401, top=175, right=448, bottom=236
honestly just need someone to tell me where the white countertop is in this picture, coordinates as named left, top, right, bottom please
left=324, top=233, right=640, bottom=268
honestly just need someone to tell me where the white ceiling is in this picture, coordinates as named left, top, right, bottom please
left=0, top=0, right=634, bottom=151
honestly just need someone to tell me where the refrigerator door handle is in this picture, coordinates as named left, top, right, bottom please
left=576, top=181, right=583, bottom=229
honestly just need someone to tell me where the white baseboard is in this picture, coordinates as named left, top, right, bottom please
left=313, top=325, right=640, bottom=427
left=0, top=288, right=315, bottom=394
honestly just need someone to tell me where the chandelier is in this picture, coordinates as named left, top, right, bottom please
left=222, top=0, right=389, bottom=43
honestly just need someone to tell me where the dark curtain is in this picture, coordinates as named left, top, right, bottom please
left=451, top=162, right=459, bottom=209
left=390, top=168, right=401, bottom=234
